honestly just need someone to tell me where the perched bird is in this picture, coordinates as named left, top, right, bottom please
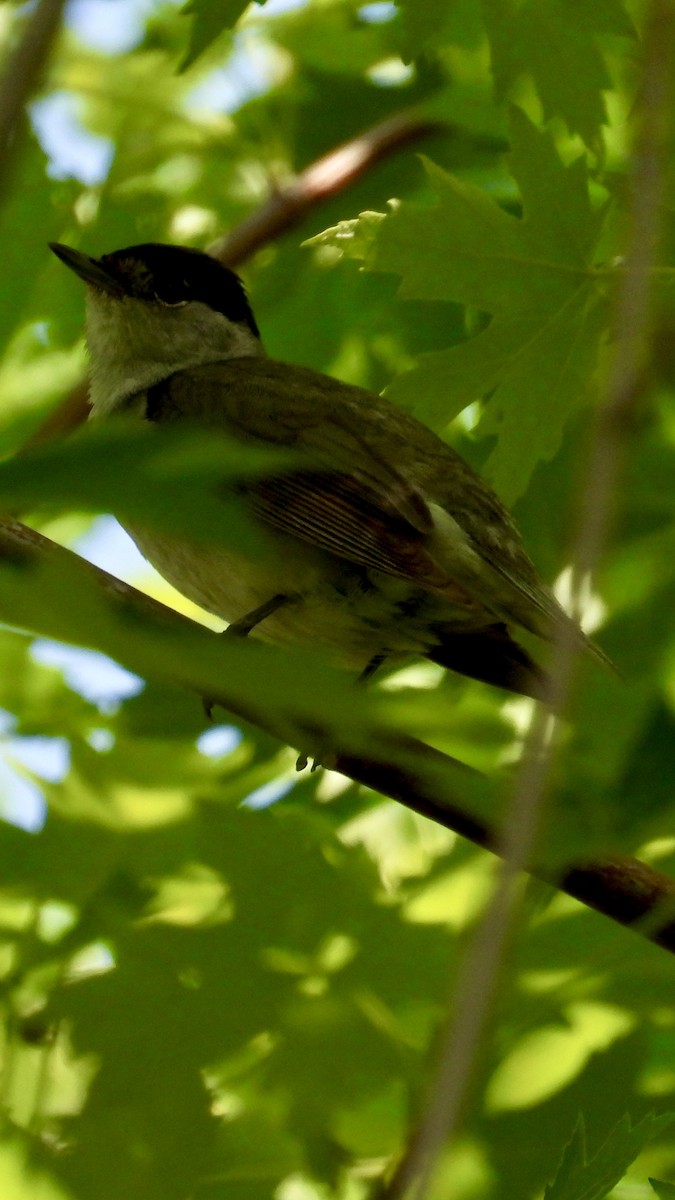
left=50, top=240, right=598, bottom=702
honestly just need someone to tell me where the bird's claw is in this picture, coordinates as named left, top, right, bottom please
left=295, top=750, right=323, bottom=772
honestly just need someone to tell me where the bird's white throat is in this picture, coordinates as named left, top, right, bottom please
left=85, top=290, right=264, bottom=417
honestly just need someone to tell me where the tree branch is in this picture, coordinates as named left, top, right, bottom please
left=208, top=109, right=442, bottom=267
left=336, top=746, right=675, bottom=951
left=0, top=0, right=67, bottom=196
left=2, top=515, right=675, bottom=957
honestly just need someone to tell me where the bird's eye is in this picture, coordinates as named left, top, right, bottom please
left=154, top=292, right=189, bottom=308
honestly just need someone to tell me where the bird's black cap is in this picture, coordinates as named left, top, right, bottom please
left=50, top=241, right=260, bottom=338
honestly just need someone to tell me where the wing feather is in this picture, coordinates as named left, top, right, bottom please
left=248, top=470, right=467, bottom=595
left=142, top=361, right=591, bottom=637
left=145, top=366, right=478, bottom=602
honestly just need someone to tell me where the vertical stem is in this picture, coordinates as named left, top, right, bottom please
left=382, top=4, right=675, bottom=1197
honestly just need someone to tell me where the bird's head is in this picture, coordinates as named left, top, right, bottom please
left=50, top=241, right=262, bottom=413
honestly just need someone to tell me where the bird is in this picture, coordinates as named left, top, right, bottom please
left=49, top=239, right=602, bottom=708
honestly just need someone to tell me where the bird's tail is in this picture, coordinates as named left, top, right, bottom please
left=426, top=622, right=548, bottom=701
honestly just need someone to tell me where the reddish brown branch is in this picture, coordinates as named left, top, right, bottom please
left=208, top=109, right=442, bottom=267
left=337, top=747, right=675, bottom=951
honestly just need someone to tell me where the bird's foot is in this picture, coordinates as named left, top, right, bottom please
left=295, top=655, right=387, bottom=770
left=295, top=750, right=323, bottom=772
left=200, top=592, right=301, bottom=720
left=226, top=592, right=298, bottom=638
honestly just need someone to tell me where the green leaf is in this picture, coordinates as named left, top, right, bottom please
left=486, top=1004, right=637, bottom=1112
left=0, top=132, right=76, bottom=356
left=483, top=0, right=637, bottom=147
left=180, top=0, right=268, bottom=70
left=304, top=211, right=387, bottom=261
left=373, top=109, right=609, bottom=502
left=650, top=1181, right=675, bottom=1199
left=0, top=525, right=499, bottom=830
left=545, top=1113, right=675, bottom=1200
left=546, top=1116, right=587, bottom=1200
left=0, top=419, right=294, bottom=553
left=396, top=0, right=486, bottom=56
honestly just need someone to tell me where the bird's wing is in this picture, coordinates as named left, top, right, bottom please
left=142, top=362, right=480, bottom=607
left=233, top=361, right=609, bottom=660
left=247, top=469, right=475, bottom=602
left=146, top=358, right=600, bottom=648
left=147, top=358, right=433, bottom=533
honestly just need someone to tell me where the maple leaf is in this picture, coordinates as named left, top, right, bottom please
left=545, top=1113, right=675, bottom=1200
left=484, top=0, right=637, bottom=147
left=372, top=108, right=610, bottom=503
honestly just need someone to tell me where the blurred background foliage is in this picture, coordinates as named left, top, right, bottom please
left=0, top=0, right=675, bottom=1197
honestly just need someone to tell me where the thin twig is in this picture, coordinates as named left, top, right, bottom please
left=0, top=0, right=67, bottom=190
left=380, top=5, right=675, bottom=1198
left=208, top=109, right=442, bottom=266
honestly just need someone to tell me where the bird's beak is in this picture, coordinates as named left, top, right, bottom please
left=49, top=243, right=123, bottom=296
